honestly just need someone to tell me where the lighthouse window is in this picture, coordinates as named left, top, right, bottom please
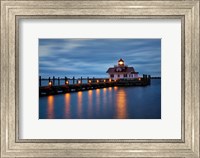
left=124, top=74, right=127, bottom=77
left=118, top=74, right=120, bottom=77
left=110, top=74, right=114, bottom=77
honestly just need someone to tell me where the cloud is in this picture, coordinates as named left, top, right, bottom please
left=39, top=39, right=161, bottom=77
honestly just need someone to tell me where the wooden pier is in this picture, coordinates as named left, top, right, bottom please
left=39, top=75, right=151, bottom=97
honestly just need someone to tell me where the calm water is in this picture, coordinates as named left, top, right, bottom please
left=39, top=79, right=161, bottom=119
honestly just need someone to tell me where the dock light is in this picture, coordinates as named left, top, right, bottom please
left=138, top=78, right=141, bottom=81
left=88, top=80, right=91, bottom=83
left=65, top=81, right=69, bottom=85
left=104, top=80, right=106, bottom=82
left=97, top=80, right=99, bottom=83
left=78, top=80, right=81, bottom=84
left=109, top=79, right=112, bottom=82
left=48, top=81, right=52, bottom=86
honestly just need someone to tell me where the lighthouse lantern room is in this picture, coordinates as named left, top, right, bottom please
left=106, top=59, right=139, bottom=80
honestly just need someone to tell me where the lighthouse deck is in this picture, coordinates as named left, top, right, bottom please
left=39, top=75, right=151, bottom=97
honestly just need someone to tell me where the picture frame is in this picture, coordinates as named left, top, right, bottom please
left=1, top=0, right=199, bottom=157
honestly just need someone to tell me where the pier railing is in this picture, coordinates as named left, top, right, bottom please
left=39, top=75, right=151, bottom=96
left=39, top=76, right=112, bottom=87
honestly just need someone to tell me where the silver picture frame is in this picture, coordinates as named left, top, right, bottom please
left=1, top=0, right=199, bottom=157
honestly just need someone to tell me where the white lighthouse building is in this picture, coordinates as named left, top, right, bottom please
left=106, top=59, right=139, bottom=80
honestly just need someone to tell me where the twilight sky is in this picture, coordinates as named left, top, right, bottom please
left=39, top=39, right=161, bottom=78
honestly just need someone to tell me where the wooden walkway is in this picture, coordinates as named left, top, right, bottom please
left=39, top=75, right=151, bottom=97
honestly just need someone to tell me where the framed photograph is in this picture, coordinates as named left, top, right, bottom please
left=39, top=38, right=161, bottom=119
left=1, top=0, right=199, bottom=157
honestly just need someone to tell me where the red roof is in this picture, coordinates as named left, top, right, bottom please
left=118, top=58, right=124, bottom=62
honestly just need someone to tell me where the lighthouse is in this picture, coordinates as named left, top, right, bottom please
left=106, top=59, right=139, bottom=80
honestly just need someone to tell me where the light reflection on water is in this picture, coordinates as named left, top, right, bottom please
left=40, top=79, right=161, bottom=119
left=77, top=91, right=83, bottom=118
left=95, top=89, right=100, bottom=115
left=102, top=88, right=107, bottom=112
left=88, top=90, right=93, bottom=117
left=115, top=89, right=127, bottom=119
left=47, top=95, right=54, bottom=119
left=64, top=93, right=70, bottom=118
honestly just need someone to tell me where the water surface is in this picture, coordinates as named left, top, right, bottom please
left=39, top=79, right=161, bottom=119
